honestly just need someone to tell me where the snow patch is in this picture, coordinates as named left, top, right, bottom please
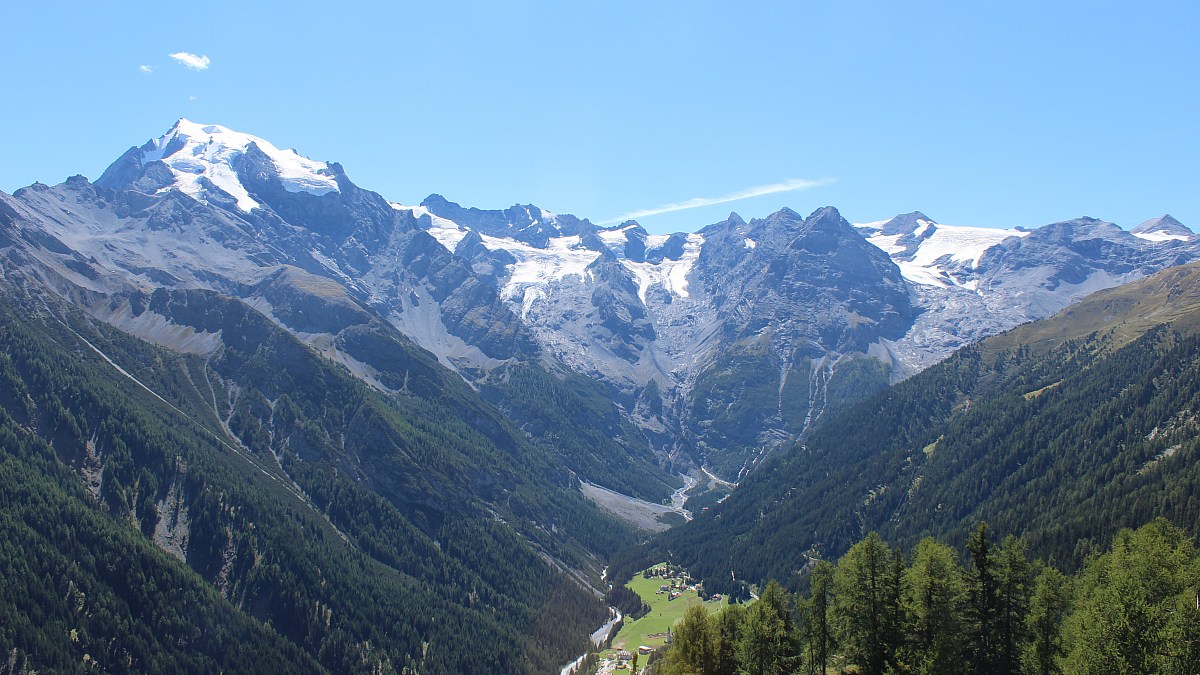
left=392, top=203, right=470, bottom=252
left=475, top=234, right=601, bottom=300
left=1132, top=230, right=1191, bottom=243
left=596, top=224, right=638, bottom=252
left=621, top=233, right=703, bottom=303
left=853, top=219, right=891, bottom=233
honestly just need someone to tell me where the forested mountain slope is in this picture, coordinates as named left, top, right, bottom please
left=624, top=263, right=1200, bottom=593
left=0, top=278, right=618, bottom=673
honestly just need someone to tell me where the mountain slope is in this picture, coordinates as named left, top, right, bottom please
left=0, top=273, right=619, bottom=673
left=623, top=263, right=1200, bottom=592
left=0, top=375, right=318, bottom=673
left=409, top=197, right=1200, bottom=481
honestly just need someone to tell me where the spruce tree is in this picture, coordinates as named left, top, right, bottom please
left=966, top=523, right=998, bottom=675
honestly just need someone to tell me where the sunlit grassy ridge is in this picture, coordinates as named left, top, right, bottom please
left=984, top=262, right=1200, bottom=356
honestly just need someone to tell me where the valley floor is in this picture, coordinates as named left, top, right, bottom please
left=592, top=565, right=729, bottom=674
left=580, top=475, right=696, bottom=532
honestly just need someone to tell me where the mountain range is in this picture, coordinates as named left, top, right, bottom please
left=1, top=119, right=1198, bottom=672
left=4, top=119, right=1196, bottom=484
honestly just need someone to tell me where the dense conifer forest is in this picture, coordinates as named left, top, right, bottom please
left=0, top=283, right=614, bottom=673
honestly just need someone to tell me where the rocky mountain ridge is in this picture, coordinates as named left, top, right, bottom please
left=4, top=119, right=1197, bottom=481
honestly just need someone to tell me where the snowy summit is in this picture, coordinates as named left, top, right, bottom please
left=140, top=119, right=340, bottom=212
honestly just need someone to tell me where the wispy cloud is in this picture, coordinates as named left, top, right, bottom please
left=139, top=64, right=153, bottom=74
left=169, top=52, right=211, bottom=70
left=598, top=178, right=835, bottom=225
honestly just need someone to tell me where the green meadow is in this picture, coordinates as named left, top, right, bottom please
left=603, top=565, right=729, bottom=658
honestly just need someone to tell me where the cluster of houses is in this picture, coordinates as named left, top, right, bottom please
left=614, top=644, right=657, bottom=660
left=646, top=565, right=700, bottom=601
left=613, top=641, right=663, bottom=668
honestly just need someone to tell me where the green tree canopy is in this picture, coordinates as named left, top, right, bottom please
left=1063, top=518, right=1200, bottom=674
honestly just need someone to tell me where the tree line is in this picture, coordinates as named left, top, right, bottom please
left=655, top=519, right=1200, bottom=675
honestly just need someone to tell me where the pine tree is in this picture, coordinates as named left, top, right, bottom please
left=801, top=560, right=834, bottom=675
left=1062, top=518, right=1199, bottom=674
left=713, top=601, right=744, bottom=675
left=994, top=535, right=1032, bottom=675
left=738, top=581, right=793, bottom=675
left=1161, top=582, right=1200, bottom=674
left=666, top=604, right=716, bottom=675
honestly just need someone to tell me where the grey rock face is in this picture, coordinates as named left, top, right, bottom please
left=972, top=217, right=1198, bottom=320
left=878, top=211, right=933, bottom=236
left=697, top=206, right=913, bottom=356
left=670, top=207, right=916, bottom=474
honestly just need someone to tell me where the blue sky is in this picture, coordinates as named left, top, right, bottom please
left=2, top=1, right=1196, bottom=233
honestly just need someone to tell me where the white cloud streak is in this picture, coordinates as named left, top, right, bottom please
left=598, top=178, right=835, bottom=225
left=169, top=52, right=211, bottom=70
left=139, top=65, right=153, bottom=74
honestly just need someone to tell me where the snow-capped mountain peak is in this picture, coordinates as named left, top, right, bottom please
left=857, top=213, right=1027, bottom=289
left=1131, top=214, right=1192, bottom=242
left=135, top=119, right=340, bottom=212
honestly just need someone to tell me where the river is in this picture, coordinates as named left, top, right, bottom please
left=560, top=606, right=623, bottom=675
left=669, top=473, right=697, bottom=521
left=560, top=473, right=695, bottom=674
